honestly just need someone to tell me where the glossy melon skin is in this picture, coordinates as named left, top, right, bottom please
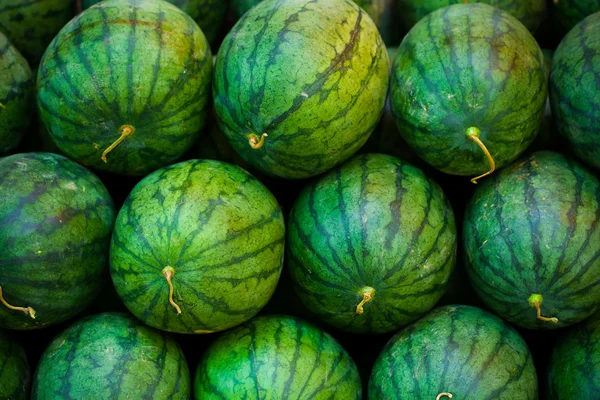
left=0, top=329, right=30, bottom=400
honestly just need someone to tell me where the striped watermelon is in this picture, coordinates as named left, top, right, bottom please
left=550, top=11, right=600, bottom=170
left=369, top=305, right=538, bottom=399
left=110, top=159, right=285, bottom=334
left=0, top=329, right=30, bottom=400
left=37, top=0, right=212, bottom=176
left=548, top=311, right=600, bottom=399
left=464, top=151, right=600, bottom=329
left=287, top=154, right=457, bottom=334
left=391, top=4, right=547, bottom=183
left=214, top=0, right=389, bottom=179
left=0, top=32, right=33, bottom=154
left=194, top=315, right=362, bottom=399
left=551, top=0, right=600, bottom=37
left=0, top=153, right=115, bottom=330
left=32, top=312, right=190, bottom=399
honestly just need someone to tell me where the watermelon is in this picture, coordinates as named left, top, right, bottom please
left=397, top=0, right=546, bottom=33
left=464, top=151, right=600, bottom=329
left=287, top=154, right=457, bottom=334
left=369, top=305, right=538, bottom=399
left=194, top=315, right=362, bottom=399
left=548, top=311, right=600, bottom=399
left=0, top=32, right=33, bottom=154
left=37, top=0, right=213, bottom=176
left=32, top=312, right=190, bottom=399
left=550, top=11, right=600, bottom=170
left=390, top=4, right=547, bottom=183
left=110, top=159, right=285, bottom=334
left=551, top=0, right=600, bottom=37
left=0, top=329, right=30, bottom=399
left=0, top=153, right=115, bottom=330
left=0, top=0, right=74, bottom=65
left=214, top=0, right=389, bottom=179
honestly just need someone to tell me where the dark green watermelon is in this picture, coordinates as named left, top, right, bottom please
left=0, top=32, right=33, bottom=154
left=369, top=305, right=538, bottom=399
left=0, top=329, right=30, bottom=399
left=214, top=0, right=389, bottom=179
left=464, top=151, right=600, bottom=329
left=0, top=153, right=115, bottom=330
left=287, top=154, right=457, bottom=334
left=0, top=0, right=74, bottom=65
left=550, top=11, right=600, bottom=170
left=194, top=315, right=362, bottom=399
left=37, top=0, right=212, bottom=176
left=32, top=312, right=190, bottom=399
left=548, top=311, right=600, bottom=399
left=110, top=159, right=285, bottom=334
left=390, top=4, right=547, bottom=182
left=551, top=0, right=600, bottom=37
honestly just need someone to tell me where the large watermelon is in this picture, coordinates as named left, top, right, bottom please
left=548, top=311, right=600, bottom=399
left=194, top=315, right=362, bottom=399
left=214, top=0, right=389, bottom=179
left=0, top=0, right=74, bottom=65
left=110, top=159, right=285, bottom=334
left=0, top=329, right=30, bottom=399
left=32, top=312, right=190, bottom=399
left=0, top=32, right=33, bottom=154
left=288, top=154, right=457, bottom=334
left=369, top=305, right=538, bottom=399
left=550, top=11, right=600, bottom=170
left=464, top=151, right=600, bottom=329
left=37, top=0, right=212, bottom=176
left=0, top=153, right=115, bottom=330
left=551, top=0, right=600, bottom=37
left=391, top=4, right=547, bottom=182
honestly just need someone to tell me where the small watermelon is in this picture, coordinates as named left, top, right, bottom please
left=550, top=11, right=600, bottom=170
left=0, top=153, right=115, bottom=330
left=369, top=305, right=538, bottom=399
left=288, top=154, right=457, bottom=334
left=37, top=0, right=212, bottom=176
left=551, top=0, right=600, bottom=37
left=110, top=159, right=285, bottom=334
left=194, top=315, right=362, bottom=399
left=548, top=311, right=600, bottom=399
left=390, top=4, right=547, bottom=183
left=0, top=329, right=30, bottom=399
left=464, top=151, right=600, bottom=329
left=214, top=0, right=389, bottom=179
left=0, top=32, right=33, bottom=154
left=32, top=312, right=190, bottom=399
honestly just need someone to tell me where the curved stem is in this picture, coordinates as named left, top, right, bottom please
left=194, top=329, right=216, bottom=334
left=162, top=266, right=182, bottom=314
left=528, top=294, right=558, bottom=323
left=0, top=286, right=36, bottom=319
left=248, top=133, right=268, bottom=150
left=356, top=287, right=375, bottom=315
left=437, top=393, right=453, bottom=400
left=466, top=127, right=496, bottom=185
left=101, top=125, right=134, bottom=163
left=0, top=102, right=5, bottom=109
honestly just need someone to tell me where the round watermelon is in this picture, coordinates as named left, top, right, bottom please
left=0, top=153, right=115, bottom=330
left=0, top=32, right=33, bottom=154
left=369, top=305, right=538, bottom=399
left=110, top=159, right=285, bottom=334
left=551, top=0, right=600, bottom=37
left=390, top=4, right=547, bottom=182
left=0, top=329, right=30, bottom=399
left=288, top=154, right=457, bottom=334
left=464, top=151, right=600, bottom=329
left=548, top=311, right=600, bottom=399
left=550, top=11, right=600, bottom=170
left=32, top=312, right=190, bottom=399
left=37, top=0, right=212, bottom=176
left=194, top=315, right=362, bottom=399
left=214, top=0, right=389, bottom=179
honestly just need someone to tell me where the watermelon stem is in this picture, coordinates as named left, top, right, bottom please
left=0, top=102, right=4, bottom=109
left=356, top=286, right=375, bottom=314
left=248, top=133, right=268, bottom=150
left=466, top=127, right=496, bottom=185
left=101, top=125, right=135, bottom=163
left=162, top=266, right=182, bottom=315
left=436, top=393, right=453, bottom=400
left=528, top=294, right=558, bottom=323
left=0, top=286, right=36, bottom=319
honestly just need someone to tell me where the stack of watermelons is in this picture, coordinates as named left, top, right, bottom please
left=1, top=0, right=599, bottom=398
